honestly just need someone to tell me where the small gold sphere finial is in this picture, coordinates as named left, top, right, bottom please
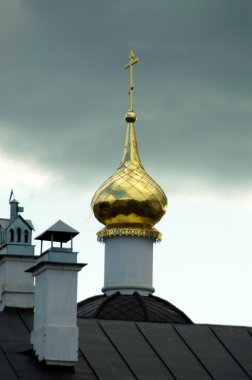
left=125, top=111, right=137, bottom=123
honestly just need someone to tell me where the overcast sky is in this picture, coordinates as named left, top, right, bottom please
left=0, top=0, right=251, bottom=326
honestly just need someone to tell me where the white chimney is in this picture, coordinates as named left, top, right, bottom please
left=28, top=220, right=85, bottom=366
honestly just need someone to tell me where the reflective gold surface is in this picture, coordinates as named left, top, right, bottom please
left=91, top=50, right=167, bottom=239
left=92, top=122, right=167, bottom=229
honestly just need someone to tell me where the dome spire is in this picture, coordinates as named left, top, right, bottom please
left=124, top=50, right=139, bottom=123
left=91, top=50, right=167, bottom=295
left=92, top=51, right=167, bottom=243
left=121, top=50, right=141, bottom=165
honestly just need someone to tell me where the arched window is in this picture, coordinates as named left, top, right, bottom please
left=17, top=228, right=21, bottom=242
left=10, top=229, right=14, bottom=242
left=24, top=229, right=29, bottom=243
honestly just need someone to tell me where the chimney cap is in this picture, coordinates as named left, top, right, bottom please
left=35, top=220, right=79, bottom=243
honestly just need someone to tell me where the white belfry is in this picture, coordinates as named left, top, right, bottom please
left=0, top=192, right=35, bottom=310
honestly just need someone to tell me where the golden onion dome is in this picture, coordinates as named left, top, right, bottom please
left=91, top=50, right=167, bottom=241
left=91, top=120, right=167, bottom=239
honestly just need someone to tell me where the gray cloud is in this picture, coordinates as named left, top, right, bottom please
left=0, top=0, right=251, bottom=194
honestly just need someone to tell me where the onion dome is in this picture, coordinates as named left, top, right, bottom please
left=91, top=50, right=167, bottom=241
left=91, top=119, right=167, bottom=241
left=78, top=292, right=192, bottom=324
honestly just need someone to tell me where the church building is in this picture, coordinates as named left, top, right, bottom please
left=0, top=51, right=251, bottom=380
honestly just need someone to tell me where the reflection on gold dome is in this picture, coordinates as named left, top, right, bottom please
left=91, top=50, right=167, bottom=241
left=92, top=121, right=167, bottom=241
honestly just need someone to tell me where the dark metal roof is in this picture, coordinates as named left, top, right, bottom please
left=0, top=309, right=252, bottom=380
left=0, top=309, right=96, bottom=380
left=35, top=220, right=79, bottom=242
left=77, top=292, right=193, bottom=324
left=0, top=216, right=34, bottom=231
left=0, top=218, right=10, bottom=229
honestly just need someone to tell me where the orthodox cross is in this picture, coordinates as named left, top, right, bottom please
left=124, top=50, right=139, bottom=112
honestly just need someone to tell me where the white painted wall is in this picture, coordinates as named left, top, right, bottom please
left=103, top=236, right=155, bottom=295
left=0, top=244, right=34, bottom=255
left=31, top=261, right=82, bottom=366
left=0, top=256, right=35, bottom=310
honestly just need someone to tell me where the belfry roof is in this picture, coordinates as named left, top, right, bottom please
left=78, top=292, right=192, bottom=324
left=35, top=220, right=79, bottom=242
left=0, top=216, right=34, bottom=230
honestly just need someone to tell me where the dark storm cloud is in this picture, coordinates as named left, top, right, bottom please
left=0, top=0, right=251, bottom=193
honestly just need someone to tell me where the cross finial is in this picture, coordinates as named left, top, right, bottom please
left=124, top=50, right=139, bottom=113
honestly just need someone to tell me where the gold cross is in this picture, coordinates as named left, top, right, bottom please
left=124, top=50, right=139, bottom=112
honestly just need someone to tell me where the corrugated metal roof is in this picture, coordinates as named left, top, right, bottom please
left=0, top=309, right=251, bottom=380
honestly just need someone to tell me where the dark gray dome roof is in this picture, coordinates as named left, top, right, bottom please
left=77, top=292, right=192, bottom=324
